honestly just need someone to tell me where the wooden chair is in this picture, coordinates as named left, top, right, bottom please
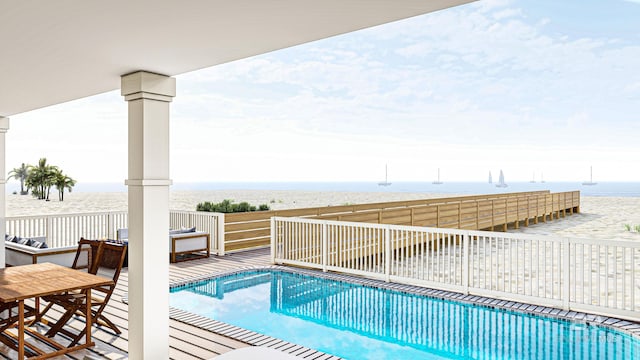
left=42, top=241, right=127, bottom=346
left=71, top=237, right=103, bottom=273
left=37, top=238, right=104, bottom=323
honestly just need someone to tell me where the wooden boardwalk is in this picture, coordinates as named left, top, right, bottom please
left=0, top=249, right=275, bottom=360
left=224, top=191, right=580, bottom=252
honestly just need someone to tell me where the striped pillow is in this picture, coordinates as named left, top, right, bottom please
left=16, top=237, right=32, bottom=246
left=30, top=239, right=48, bottom=249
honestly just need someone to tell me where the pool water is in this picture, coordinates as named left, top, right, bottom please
left=170, top=270, right=639, bottom=360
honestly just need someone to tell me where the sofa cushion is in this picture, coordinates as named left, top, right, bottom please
left=169, top=226, right=197, bottom=235
left=117, top=228, right=128, bottom=241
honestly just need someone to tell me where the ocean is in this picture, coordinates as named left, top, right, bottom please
left=24, top=181, right=639, bottom=197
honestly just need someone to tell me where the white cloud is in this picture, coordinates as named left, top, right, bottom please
left=492, top=8, right=523, bottom=20
left=5, top=1, right=640, bottom=184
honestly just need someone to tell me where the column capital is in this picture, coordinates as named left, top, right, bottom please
left=121, top=71, right=176, bottom=102
left=0, top=116, right=9, bottom=132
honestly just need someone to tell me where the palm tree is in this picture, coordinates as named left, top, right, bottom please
left=54, top=171, right=76, bottom=201
left=26, top=158, right=58, bottom=200
left=7, top=163, right=30, bottom=195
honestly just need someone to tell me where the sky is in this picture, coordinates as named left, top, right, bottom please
left=7, top=0, right=640, bottom=185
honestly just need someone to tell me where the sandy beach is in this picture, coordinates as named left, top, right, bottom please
left=5, top=190, right=640, bottom=241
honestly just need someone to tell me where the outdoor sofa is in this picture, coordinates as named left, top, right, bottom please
left=4, top=235, right=83, bottom=267
left=116, top=227, right=210, bottom=263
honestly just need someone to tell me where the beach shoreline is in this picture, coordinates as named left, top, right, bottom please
left=5, top=190, right=640, bottom=241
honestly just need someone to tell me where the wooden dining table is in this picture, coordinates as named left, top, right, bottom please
left=0, top=262, right=114, bottom=359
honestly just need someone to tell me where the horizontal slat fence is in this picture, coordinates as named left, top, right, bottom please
left=272, top=217, right=640, bottom=322
left=6, top=210, right=224, bottom=254
left=226, top=191, right=579, bottom=252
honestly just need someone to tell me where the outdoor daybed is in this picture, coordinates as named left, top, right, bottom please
left=116, top=227, right=210, bottom=263
left=5, top=236, right=81, bottom=267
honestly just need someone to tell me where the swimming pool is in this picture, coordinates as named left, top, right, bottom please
left=170, top=269, right=639, bottom=359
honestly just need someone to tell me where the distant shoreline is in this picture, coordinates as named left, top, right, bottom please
left=6, top=181, right=640, bottom=197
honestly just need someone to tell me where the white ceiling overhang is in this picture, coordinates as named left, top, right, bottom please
left=0, top=0, right=474, bottom=117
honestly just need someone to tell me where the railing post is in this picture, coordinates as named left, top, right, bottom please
left=491, top=200, right=495, bottom=230
left=217, top=213, right=225, bottom=256
left=462, top=231, right=470, bottom=294
left=563, top=237, right=570, bottom=310
left=384, top=225, right=391, bottom=282
left=270, top=217, right=276, bottom=264
left=107, top=212, right=114, bottom=239
left=322, top=221, right=328, bottom=272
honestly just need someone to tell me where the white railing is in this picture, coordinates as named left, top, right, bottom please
left=6, top=211, right=127, bottom=248
left=6, top=210, right=225, bottom=255
left=271, top=217, right=640, bottom=322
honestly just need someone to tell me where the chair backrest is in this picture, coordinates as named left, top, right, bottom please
left=92, top=241, right=127, bottom=306
left=72, top=238, right=104, bottom=274
left=95, top=242, right=127, bottom=284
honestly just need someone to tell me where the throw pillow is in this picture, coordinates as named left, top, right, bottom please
left=30, top=239, right=48, bottom=249
left=17, top=237, right=33, bottom=246
left=106, top=238, right=128, bottom=245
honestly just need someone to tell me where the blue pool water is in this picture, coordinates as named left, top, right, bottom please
left=170, top=270, right=639, bottom=360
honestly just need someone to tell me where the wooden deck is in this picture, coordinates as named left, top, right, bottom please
left=0, top=248, right=274, bottom=360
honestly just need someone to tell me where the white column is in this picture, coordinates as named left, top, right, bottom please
left=121, top=71, right=175, bottom=360
left=0, top=117, right=8, bottom=269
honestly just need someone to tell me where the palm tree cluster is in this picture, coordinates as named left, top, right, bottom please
left=7, top=158, right=77, bottom=201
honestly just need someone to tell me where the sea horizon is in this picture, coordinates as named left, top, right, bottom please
left=7, top=181, right=640, bottom=198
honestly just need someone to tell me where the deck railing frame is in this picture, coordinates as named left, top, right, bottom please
left=6, top=210, right=225, bottom=255
left=272, top=216, right=640, bottom=322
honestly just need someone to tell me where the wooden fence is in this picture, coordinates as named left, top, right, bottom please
left=224, top=190, right=580, bottom=252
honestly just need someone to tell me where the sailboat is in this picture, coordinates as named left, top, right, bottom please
left=378, top=164, right=392, bottom=186
left=432, top=168, right=443, bottom=185
left=495, top=170, right=508, bottom=188
left=582, top=166, right=597, bottom=186
left=540, top=172, right=545, bottom=183
left=488, top=171, right=493, bottom=184
left=529, top=172, right=536, bottom=183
